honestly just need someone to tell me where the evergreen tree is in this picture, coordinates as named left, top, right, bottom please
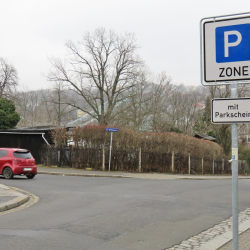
left=0, top=98, right=20, bottom=129
left=193, top=95, right=231, bottom=155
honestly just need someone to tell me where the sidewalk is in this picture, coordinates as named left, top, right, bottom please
left=0, top=184, right=29, bottom=212
left=218, top=228, right=250, bottom=249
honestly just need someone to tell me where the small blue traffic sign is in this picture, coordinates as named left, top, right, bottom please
left=105, top=128, right=119, bottom=132
left=216, top=24, right=250, bottom=63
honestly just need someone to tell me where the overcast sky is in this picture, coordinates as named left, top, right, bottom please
left=1, top=0, right=249, bottom=91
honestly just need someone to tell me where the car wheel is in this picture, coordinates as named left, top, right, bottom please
left=26, top=174, right=35, bottom=179
left=3, top=167, right=14, bottom=179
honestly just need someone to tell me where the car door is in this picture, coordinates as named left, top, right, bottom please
left=0, top=150, right=9, bottom=174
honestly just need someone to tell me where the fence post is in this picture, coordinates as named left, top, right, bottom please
left=172, top=151, right=175, bottom=173
left=139, top=147, right=142, bottom=172
left=102, top=145, right=105, bottom=171
left=222, top=158, right=224, bottom=174
left=69, top=145, right=72, bottom=168
left=238, top=160, right=241, bottom=174
left=202, top=158, right=204, bottom=174
left=58, top=149, right=61, bottom=167
left=213, top=158, right=215, bottom=175
left=46, top=147, right=49, bottom=167
left=189, top=153, right=191, bottom=175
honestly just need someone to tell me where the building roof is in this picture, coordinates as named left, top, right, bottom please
left=194, top=134, right=216, bottom=142
left=0, top=126, right=57, bottom=134
left=16, top=126, right=57, bottom=130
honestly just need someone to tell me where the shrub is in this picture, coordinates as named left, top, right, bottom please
left=239, top=144, right=250, bottom=171
left=51, top=126, right=223, bottom=158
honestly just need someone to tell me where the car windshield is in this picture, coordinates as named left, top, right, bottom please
left=0, top=150, right=8, bottom=157
left=13, top=150, right=33, bottom=159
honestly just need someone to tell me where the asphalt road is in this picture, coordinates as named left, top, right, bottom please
left=0, top=174, right=250, bottom=250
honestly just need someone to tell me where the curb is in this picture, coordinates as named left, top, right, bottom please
left=38, top=171, right=250, bottom=180
left=0, top=185, right=29, bottom=212
left=38, top=171, right=132, bottom=179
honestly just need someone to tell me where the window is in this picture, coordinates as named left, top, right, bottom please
left=13, top=150, right=33, bottom=159
left=0, top=150, right=8, bottom=157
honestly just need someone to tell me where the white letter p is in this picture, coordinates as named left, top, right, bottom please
left=224, top=30, right=242, bottom=57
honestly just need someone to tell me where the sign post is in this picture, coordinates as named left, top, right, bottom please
left=201, top=13, right=250, bottom=86
left=201, top=13, right=250, bottom=250
left=105, top=128, right=119, bottom=172
left=231, top=84, right=239, bottom=249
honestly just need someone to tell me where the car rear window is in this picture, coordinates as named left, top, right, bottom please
left=0, top=150, right=8, bottom=157
left=13, top=150, right=33, bottom=159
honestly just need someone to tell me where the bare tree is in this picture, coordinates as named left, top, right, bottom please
left=111, top=71, right=172, bottom=132
left=167, top=84, right=188, bottom=130
left=178, top=88, right=205, bottom=134
left=162, top=84, right=205, bottom=134
left=15, top=88, right=76, bottom=127
left=112, top=70, right=152, bottom=131
left=16, top=90, right=42, bottom=127
left=15, top=90, right=31, bottom=127
left=147, top=72, right=172, bottom=132
left=0, top=58, right=18, bottom=98
left=48, top=28, right=143, bottom=125
left=209, top=85, right=230, bottom=99
left=46, top=82, right=76, bottom=126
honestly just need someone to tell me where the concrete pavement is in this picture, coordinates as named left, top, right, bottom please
left=218, top=228, right=250, bottom=249
left=0, top=184, right=29, bottom=212
left=1, top=166, right=250, bottom=249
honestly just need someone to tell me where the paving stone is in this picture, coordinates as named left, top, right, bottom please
left=218, top=228, right=250, bottom=250
left=166, top=207, right=250, bottom=250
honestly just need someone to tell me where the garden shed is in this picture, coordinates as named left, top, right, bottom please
left=0, top=126, right=56, bottom=164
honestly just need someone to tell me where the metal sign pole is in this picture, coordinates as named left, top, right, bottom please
left=231, top=83, right=239, bottom=250
left=105, top=128, right=118, bottom=172
left=108, top=132, right=113, bottom=172
left=200, top=13, right=246, bottom=250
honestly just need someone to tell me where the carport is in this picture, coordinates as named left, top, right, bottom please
left=0, top=126, right=55, bottom=164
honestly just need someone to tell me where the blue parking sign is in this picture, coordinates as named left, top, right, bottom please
left=216, top=24, right=250, bottom=63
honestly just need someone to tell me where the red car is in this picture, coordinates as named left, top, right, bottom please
left=0, top=148, right=37, bottom=179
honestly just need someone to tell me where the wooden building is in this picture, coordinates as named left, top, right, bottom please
left=0, top=126, right=56, bottom=164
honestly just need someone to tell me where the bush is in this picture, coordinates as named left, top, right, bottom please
left=50, top=126, right=223, bottom=159
left=41, top=126, right=229, bottom=172
left=239, top=144, right=250, bottom=173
